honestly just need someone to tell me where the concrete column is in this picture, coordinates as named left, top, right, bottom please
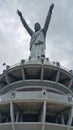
left=6, top=116, right=9, bottom=122
left=39, top=102, right=46, bottom=122
left=41, top=64, right=44, bottom=81
left=20, top=114, right=22, bottom=122
left=0, top=83, right=3, bottom=89
left=55, top=69, right=60, bottom=83
left=16, top=110, right=19, bottom=122
left=10, top=101, right=15, bottom=130
left=56, top=116, right=59, bottom=124
left=42, top=100, right=46, bottom=130
left=0, top=113, right=2, bottom=123
left=67, top=107, right=73, bottom=126
left=39, top=104, right=43, bottom=122
left=5, top=70, right=10, bottom=85
left=60, top=113, right=65, bottom=124
left=68, top=78, right=73, bottom=89
left=21, top=60, right=25, bottom=80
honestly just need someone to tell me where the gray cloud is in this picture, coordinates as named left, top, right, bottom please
left=0, top=0, right=73, bottom=73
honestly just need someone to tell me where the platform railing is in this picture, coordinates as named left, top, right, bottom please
left=3, top=58, right=72, bottom=75
left=0, top=91, right=72, bottom=104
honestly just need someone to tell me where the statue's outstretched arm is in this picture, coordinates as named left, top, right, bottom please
left=17, top=10, right=34, bottom=36
left=43, top=3, right=54, bottom=35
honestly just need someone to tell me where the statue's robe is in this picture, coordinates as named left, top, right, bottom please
left=30, top=29, right=46, bottom=59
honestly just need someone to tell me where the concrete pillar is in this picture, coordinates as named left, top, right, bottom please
left=38, top=104, right=43, bottom=122
left=55, top=69, right=60, bottom=83
left=0, top=83, right=3, bottom=90
left=0, top=113, right=2, bottom=123
left=41, top=64, right=44, bottom=81
left=42, top=101, right=46, bottom=122
left=56, top=116, right=59, bottom=124
left=16, top=110, right=19, bottom=122
left=6, top=116, right=9, bottom=122
left=5, top=70, right=10, bottom=85
left=21, top=60, right=25, bottom=80
left=67, top=107, right=73, bottom=126
left=60, top=113, right=65, bottom=124
left=42, top=100, right=46, bottom=130
left=68, top=78, right=73, bottom=89
left=20, top=114, right=22, bottom=122
left=10, top=101, right=15, bottom=130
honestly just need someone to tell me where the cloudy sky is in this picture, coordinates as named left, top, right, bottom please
left=0, top=0, right=73, bottom=73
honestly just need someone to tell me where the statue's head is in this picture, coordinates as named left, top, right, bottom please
left=34, top=23, right=41, bottom=32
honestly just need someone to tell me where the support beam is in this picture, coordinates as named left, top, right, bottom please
left=41, top=64, right=44, bottom=81
left=55, top=68, right=60, bottom=83
left=56, top=116, right=59, bottom=124
left=60, top=113, right=65, bottom=124
left=67, top=107, right=73, bottom=126
left=21, top=60, right=25, bottom=80
left=68, top=78, right=73, bottom=89
left=20, top=114, right=22, bottom=122
left=13, top=103, right=23, bottom=122
left=16, top=110, right=19, bottom=122
left=39, top=104, right=43, bottom=122
left=4, top=70, right=10, bottom=85
left=0, top=83, right=5, bottom=94
left=42, top=100, right=46, bottom=130
left=0, top=113, right=2, bottom=123
left=14, top=103, right=23, bottom=113
left=10, top=101, right=15, bottom=130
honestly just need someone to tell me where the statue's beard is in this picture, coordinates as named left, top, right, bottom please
left=35, top=28, right=40, bottom=32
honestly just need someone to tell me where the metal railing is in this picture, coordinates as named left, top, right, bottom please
left=1, top=58, right=73, bottom=75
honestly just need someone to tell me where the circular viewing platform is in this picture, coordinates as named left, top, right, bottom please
left=0, top=58, right=73, bottom=95
left=0, top=58, right=73, bottom=130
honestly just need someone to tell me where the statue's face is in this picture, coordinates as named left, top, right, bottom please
left=34, top=23, right=41, bottom=31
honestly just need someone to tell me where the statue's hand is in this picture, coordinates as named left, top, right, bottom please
left=49, top=3, right=54, bottom=12
left=17, top=10, right=22, bottom=17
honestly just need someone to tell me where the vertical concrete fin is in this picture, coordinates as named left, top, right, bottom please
left=68, top=78, right=73, bottom=89
left=5, top=70, right=10, bottom=85
left=60, top=113, right=65, bottom=124
left=10, top=101, right=15, bottom=130
left=67, top=107, right=73, bottom=126
left=21, top=60, right=25, bottom=80
left=55, top=69, right=60, bottom=83
left=42, top=100, right=46, bottom=130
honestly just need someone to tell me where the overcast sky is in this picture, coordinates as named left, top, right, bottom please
left=0, top=0, right=73, bottom=73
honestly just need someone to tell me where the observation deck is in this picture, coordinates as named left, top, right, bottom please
left=0, top=57, right=73, bottom=130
